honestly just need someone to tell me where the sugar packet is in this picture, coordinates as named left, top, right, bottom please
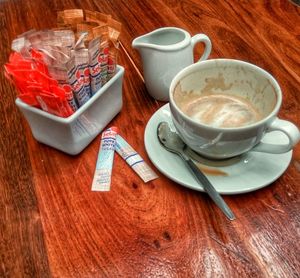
left=115, top=135, right=158, bottom=183
left=92, top=127, right=118, bottom=191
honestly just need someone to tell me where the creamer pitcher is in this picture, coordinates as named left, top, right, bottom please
left=132, top=27, right=212, bottom=101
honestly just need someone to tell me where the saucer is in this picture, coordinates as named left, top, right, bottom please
left=144, top=104, right=293, bottom=194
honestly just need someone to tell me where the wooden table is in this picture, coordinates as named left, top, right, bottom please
left=1, top=1, right=300, bottom=277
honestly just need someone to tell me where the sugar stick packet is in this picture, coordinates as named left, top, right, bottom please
left=66, top=54, right=89, bottom=106
left=88, top=38, right=102, bottom=95
left=72, top=49, right=91, bottom=101
left=91, top=127, right=118, bottom=191
left=115, top=135, right=158, bottom=182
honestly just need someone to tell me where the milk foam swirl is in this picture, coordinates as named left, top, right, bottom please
left=180, top=94, right=261, bottom=128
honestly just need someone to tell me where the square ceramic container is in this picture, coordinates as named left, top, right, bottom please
left=16, top=65, right=124, bottom=155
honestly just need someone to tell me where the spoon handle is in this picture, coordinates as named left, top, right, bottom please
left=184, top=158, right=236, bottom=220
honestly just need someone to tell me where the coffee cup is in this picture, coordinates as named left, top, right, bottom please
left=169, top=59, right=300, bottom=159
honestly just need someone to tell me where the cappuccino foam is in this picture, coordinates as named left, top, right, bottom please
left=179, top=94, right=262, bottom=128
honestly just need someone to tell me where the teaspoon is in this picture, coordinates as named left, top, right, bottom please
left=157, top=121, right=235, bottom=221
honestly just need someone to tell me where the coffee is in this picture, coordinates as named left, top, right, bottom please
left=178, top=94, right=262, bottom=128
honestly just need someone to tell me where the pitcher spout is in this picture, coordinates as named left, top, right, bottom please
left=132, top=33, right=153, bottom=50
left=132, top=27, right=190, bottom=52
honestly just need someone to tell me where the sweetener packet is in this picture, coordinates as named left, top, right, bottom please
left=92, top=127, right=118, bottom=191
left=11, top=36, right=26, bottom=53
left=115, top=135, right=158, bottom=183
left=93, top=26, right=109, bottom=84
left=29, top=30, right=60, bottom=47
left=9, top=69, right=57, bottom=91
left=76, top=22, right=98, bottom=47
left=53, top=29, right=75, bottom=49
left=107, top=17, right=122, bottom=43
left=73, top=32, right=88, bottom=50
left=12, top=29, right=36, bottom=58
left=57, top=9, right=84, bottom=32
left=37, top=46, right=70, bottom=66
left=5, top=56, right=74, bottom=117
left=85, top=10, right=111, bottom=26
left=74, top=49, right=91, bottom=98
left=47, top=65, right=78, bottom=112
left=31, top=48, right=78, bottom=112
left=35, top=89, right=73, bottom=118
left=62, top=9, right=84, bottom=25
left=88, top=38, right=101, bottom=94
left=108, top=46, right=117, bottom=80
left=50, top=85, right=74, bottom=117
left=67, top=54, right=90, bottom=106
left=30, top=49, right=50, bottom=74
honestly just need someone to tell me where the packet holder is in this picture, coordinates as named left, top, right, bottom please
left=16, top=65, right=124, bottom=155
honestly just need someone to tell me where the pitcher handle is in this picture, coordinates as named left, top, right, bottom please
left=191, top=34, right=212, bottom=62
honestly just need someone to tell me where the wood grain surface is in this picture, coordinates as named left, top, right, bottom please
left=0, top=0, right=299, bottom=277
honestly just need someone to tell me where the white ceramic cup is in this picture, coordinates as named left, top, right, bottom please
left=132, top=27, right=212, bottom=101
left=169, top=59, right=300, bottom=159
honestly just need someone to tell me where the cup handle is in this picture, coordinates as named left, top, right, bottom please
left=191, top=34, right=212, bottom=62
left=252, top=118, right=300, bottom=154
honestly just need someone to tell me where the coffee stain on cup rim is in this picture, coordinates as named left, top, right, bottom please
left=201, top=73, right=233, bottom=94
